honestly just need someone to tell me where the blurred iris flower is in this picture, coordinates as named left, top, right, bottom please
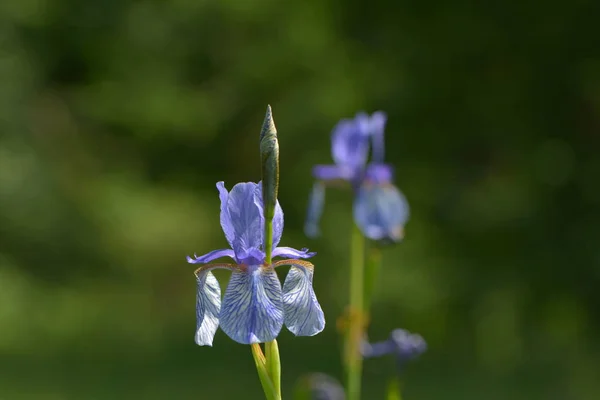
left=187, top=181, right=325, bottom=346
left=305, top=112, right=409, bottom=242
left=301, top=373, right=346, bottom=400
left=362, top=328, right=427, bottom=370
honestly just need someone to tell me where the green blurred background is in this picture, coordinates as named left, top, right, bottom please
left=1, top=0, right=599, bottom=399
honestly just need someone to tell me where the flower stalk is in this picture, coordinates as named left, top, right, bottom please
left=265, top=339, right=282, bottom=399
left=363, top=245, right=382, bottom=317
left=386, top=378, right=402, bottom=400
left=252, top=343, right=279, bottom=400
left=344, top=224, right=366, bottom=400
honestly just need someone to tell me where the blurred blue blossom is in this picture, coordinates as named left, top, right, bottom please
left=300, top=373, right=346, bottom=400
left=305, top=112, right=409, bottom=242
left=187, top=181, right=325, bottom=346
left=362, top=328, right=427, bottom=370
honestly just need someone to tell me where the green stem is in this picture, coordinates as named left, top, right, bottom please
left=265, top=340, right=282, bottom=399
left=363, top=246, right=382, bottom=318
left=344, top=224, right=365, bottom=400
left=264, top=219, right=273, bottom=264
left=386, top=378, right=402, bottom=400
left=251, top=344, right=279, bottom=400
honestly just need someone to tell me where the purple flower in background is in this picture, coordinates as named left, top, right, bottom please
left=305, top=373, right=346, bottom=400
left=362, top=328, right=427, bottom=371
left=188, top=181, right=325, bottom=346
left=305, top=112, right=409, bottom=242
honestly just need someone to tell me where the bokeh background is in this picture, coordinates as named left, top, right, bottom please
left=1, top=0, right=599, bottom=399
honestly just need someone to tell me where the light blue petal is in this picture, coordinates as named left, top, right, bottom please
left=279, top=260, right=325, bottom=336
left=217, top=182, right=236, bottom=248
left=272, top=247, right=316, bottom=259
left=227, top=182, right=264, bottom=260
left=354, top=183, right=409, bottom=242
left=187, top=248, right=236, bottom=264
left=195, top=270, right=222, bottom=346
left=219, top=267, right=284, bottom=344
left=304, top=182, right=325, bottom=238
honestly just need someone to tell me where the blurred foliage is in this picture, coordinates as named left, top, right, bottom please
left=1, top=0, right=600, bottom=399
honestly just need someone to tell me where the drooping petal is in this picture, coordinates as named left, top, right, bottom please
left=273, top=247, right=316, bottom=259
left=304, top=182, right=325, bottom=238
left=353, top=183, right=409, bottom=242
left=186, top=248, right=236, bottom=264
left=226, top=182, right=264, bottom=261
left=331, top=118, right=370, bottom=169
left=216, top=182, right=236, bottom=248
left=274, top=259, right=325, bottom=337
left=193, top=263, right=236, bottom=346
left=369, top=111, right=387, bottom=163
left=253, top=182, right=285, bottom=249
left=219, top=267, right=284, bottom=344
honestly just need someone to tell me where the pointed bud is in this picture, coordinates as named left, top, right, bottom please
left=260, top=105, right=279, bottom=263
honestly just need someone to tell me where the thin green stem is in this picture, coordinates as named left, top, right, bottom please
left=251, top=344, right=278, bottom=400
left=265, top=340, right=282, bottom=399
left=264, top=219, right=273, bottom=264
left=344, top=224, right=365, bottom=400
left=363, top=246, right=382, bottom=318
left=386, top=378, right=402, bottom=400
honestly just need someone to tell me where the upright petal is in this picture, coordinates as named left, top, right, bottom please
left=304, top=182, right=325, bottom=238
left=331, top=118, right=370, bottom=169
left=217, top=182, right=235, bottom=248
left=220, top=267, right=284, bottom=344
left=275, top=259, right=325, bottom=337
left=226, top=182, right=264, bottom=261
left=253, top=182, right=285, bottom=249
left=369, top=112, right=387, bottom=163
left=353, top=183, right=409, bottom=242
left=272, top=201, right=284, bottom=248
left=187, top=248, right=236, bottom=264
left=194, top=268, right=224, bottom=346
left=273, top=247, right=316, bottom=259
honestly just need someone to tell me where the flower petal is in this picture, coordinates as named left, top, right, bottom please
left=253, top=182, right=285, bottom=249
left=312, top=165, right=354, bottom=181
left=217, top=182, right=236, bottom=248
left=273, top=247, right=316, bottom=259
left=353, top=183, right=409, bottom=242
left=194, top=265, right=229, bottom=346
left=226, top=182, right=264, bottom=261
left=369, top=111, right=387, bottom=163
left=275, top=259, right=325, bottom=337
left=331, top=118, right=370, bottom=169
left=364, top=163, right=394, bottom=185
left=304, top=182, right=325, bottom=238
left=187, top=248, right=236, bottom=264
left=219, top=267, right=284, bottom=344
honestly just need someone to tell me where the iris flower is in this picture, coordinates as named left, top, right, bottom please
left=305, top=112, right=409, bottom=242
left=361, top=328, right=427, bottom=371
left=187, top=181, right=325, bottom=346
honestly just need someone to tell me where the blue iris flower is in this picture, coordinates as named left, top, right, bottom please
left=187, top=181, right=325, bottom=346
left=305, top=112, right=409, bottom=242
left=361, top=328, right=427, bottom=371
